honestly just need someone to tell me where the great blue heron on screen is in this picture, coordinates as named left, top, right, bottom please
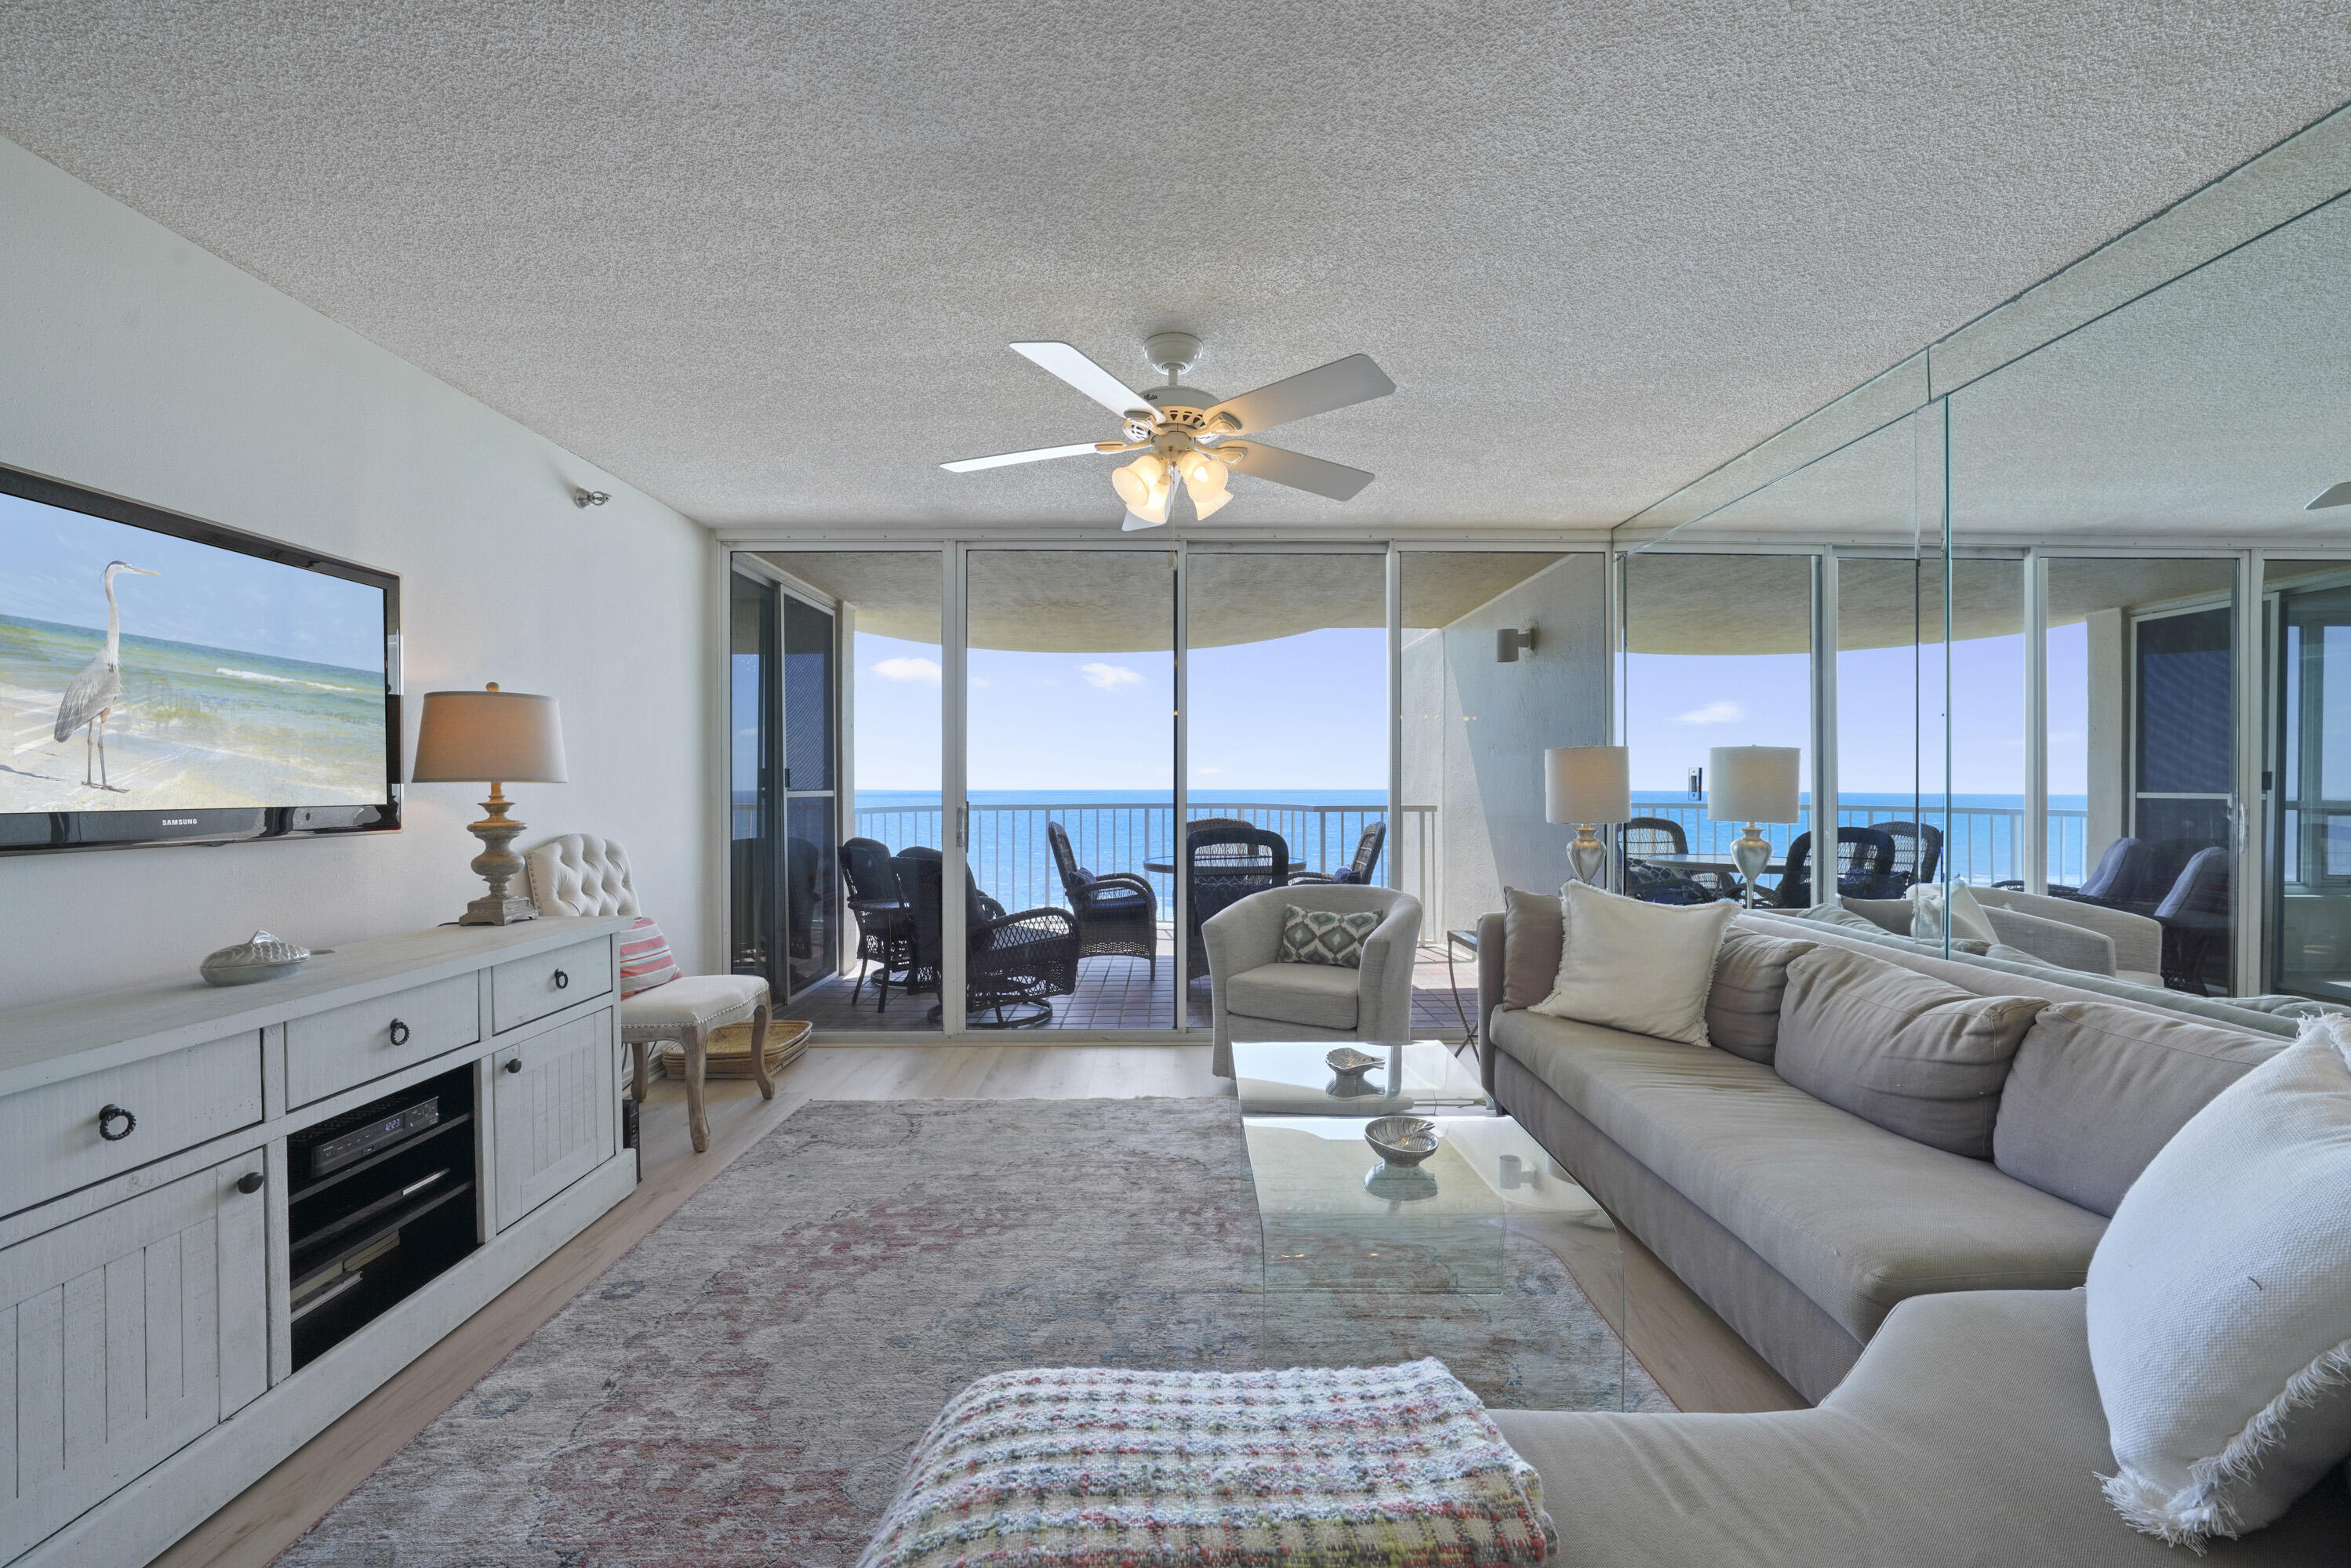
left=53, top=560, right=159, bottom=791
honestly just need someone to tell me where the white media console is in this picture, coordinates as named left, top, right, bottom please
left=0, top=916, right=638, bottom=1567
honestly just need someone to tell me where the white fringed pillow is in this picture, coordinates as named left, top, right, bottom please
left=2084, top=1014, right=2351, bottom=1548
left=1528, top=880, right=1734, bottom=1046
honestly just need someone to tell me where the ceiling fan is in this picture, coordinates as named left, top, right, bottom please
left=940, top=332, right=1395, bottom=530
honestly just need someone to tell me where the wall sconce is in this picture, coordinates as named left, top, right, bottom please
left=572, top=488, right=610, bottom=508
left=1495, top=626, right=1538, bottom=662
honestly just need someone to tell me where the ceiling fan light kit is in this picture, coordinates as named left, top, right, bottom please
left=943, top=332, right=1394, bottom=530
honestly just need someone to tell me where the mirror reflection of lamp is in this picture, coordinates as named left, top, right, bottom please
left=1707, top=746, right=1800, bottom=909
left=410, top=683, right=568, bottom=925
left=1544, top=746, right=1630, bottom=887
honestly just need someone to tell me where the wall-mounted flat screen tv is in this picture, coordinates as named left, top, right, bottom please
left=0, top=464, right=399, bottom=854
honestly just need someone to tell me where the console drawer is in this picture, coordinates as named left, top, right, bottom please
left=285, top=971, right=482, bottom=1108
left=0, top=1033, right=263, bottom=1218
left=492, top=937, right=612, bottom=1034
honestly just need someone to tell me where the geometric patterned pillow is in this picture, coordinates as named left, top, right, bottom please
left=617, top=915, right=682, bottom=996
left=1278, top=905, right=1381, bottom=968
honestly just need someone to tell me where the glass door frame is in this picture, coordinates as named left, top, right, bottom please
left=2259, top=550, right=2351, bottom=996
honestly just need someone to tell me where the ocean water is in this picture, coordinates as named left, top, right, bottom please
left=0, top=613, right=387, bottom=812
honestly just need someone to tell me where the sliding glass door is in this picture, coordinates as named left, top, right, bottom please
left=965, top=549, right=1176, bottom=1030
left=2269, top=561, right=2351, bottom=1003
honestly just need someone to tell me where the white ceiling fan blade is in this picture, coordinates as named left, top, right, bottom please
left=1218, top=441, right=1375, bottom=502
left=1121, top=510, right=1168, bottom=532
left=1010, top=341, right=1154, bottom=418
left=1205, top=354, right=1394, bottom=434
left=2308, top=481, right=2351, bottom=510
left=939, top=442, right=1103, bottom=474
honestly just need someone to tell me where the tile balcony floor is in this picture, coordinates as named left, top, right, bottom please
left=778, top=934, right=1477, bottom=1039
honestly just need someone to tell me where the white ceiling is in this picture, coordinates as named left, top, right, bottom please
left=5, top=3, right=2349, bottom=534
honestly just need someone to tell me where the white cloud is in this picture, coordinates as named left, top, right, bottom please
left=1673, top=700, right=1746, bottom=725
left=1196, top=764, right=1225, bottom=775
left=872, top=656, right=941, bottom=686
left=970, top=675, right=992, bottom=688
left=1079, top=662, right=1143, bottom=690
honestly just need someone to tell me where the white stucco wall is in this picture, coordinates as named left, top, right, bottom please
left=0, top=138, right=718, bottom=1010
left=1401, top=555, right=1611, bottom=931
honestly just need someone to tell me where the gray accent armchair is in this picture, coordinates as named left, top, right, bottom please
left=1201, top=884, right=1422, bottom=1077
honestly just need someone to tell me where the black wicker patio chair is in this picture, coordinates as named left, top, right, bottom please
left=1620, top=815, right=1736, bottom=902
left=840, top=837, right=914, bottom=1010
left=1873, top=820, right=1943, bottom=894
left=1184, top=822, right=1290, bottom=980
left=1046, top=820, right=1157, bottom=980
left=897, top=855, right=1081, bottom=1026
left=1776, top=826, right=1898, bottom=907
left=1289, top=822, right=1386, bottom=886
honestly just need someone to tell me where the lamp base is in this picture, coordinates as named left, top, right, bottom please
left=458, top=786, right=538, bottom=926
left=460, top=894, right=540, bottom=927
left=1731, top=824, right=1772, bottom=908
left=1568, top=825, right=1609, bottom=887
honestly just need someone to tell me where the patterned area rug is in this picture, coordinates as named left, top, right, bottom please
left=278, top=1098, right=1665, bottom=1566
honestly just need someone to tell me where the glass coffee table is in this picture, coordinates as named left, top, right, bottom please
left=1234, top=1039, right=1494, bottom=1119
left=1231, top=1041, right=1615, bottom=1295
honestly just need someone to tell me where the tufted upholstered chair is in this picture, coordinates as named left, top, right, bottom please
left=525, top=833, right=771, bottom=1153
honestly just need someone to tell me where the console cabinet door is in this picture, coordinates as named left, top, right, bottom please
left=0, top=1156, right=268, bottom=1563
left=492, top=1011, right=616, bottom=1232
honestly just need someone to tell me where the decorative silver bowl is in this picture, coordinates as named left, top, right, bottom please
left=1364, top=1115, right=1440, bottom=1167
left=200, top=930, right=311, bottom=987
left=1325, top=1047, right=1380, bottom=1080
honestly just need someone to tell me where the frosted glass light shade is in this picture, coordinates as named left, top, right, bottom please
left=411, top=687, right=569, bottom=782
left=1544, top=746, right=1630, bottom=824
left=1708, top=746, right=1799, bottom=824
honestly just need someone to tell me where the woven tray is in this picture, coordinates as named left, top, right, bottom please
left=654, top=1017, right=812, bottom=1078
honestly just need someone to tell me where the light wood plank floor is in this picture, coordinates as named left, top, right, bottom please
left=160, top=1044, right=1793, bottom=1568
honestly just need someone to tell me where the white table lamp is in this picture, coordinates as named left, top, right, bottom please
left=412, top=683, right=569, bottom=925
left=1545, top=746, right=1631, bottom=887
left=1706, top=746, right=1800, bottom=908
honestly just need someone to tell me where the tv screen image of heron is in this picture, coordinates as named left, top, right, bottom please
left=0, top=492, right=388, bottom=814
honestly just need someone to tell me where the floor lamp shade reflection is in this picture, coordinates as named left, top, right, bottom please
left=1545, top=746, right=1630, bottom=887
left=411, top=684, right=568, bottom=925
left=1706, top=746, right=1799, bottom=907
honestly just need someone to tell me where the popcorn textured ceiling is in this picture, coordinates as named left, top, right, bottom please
left=3, top=2, right=2349, bottom=532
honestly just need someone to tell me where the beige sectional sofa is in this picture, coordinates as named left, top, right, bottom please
left=1473, top=902, right=2348, bottom=1563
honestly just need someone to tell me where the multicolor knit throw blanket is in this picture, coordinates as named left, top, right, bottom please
left=856, top=1358, right=1558, bottom=1567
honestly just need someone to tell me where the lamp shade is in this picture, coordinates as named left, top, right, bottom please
left=410, top=686, right=568, bottom=783
left=1543, top=746, right=1630, bottom=825
left=1707, top=746, right=1799, bottom=824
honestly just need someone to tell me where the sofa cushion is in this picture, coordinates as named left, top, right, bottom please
left=1996, top=1000, right=2280, bottom=1216
left=1529, top=882, right=1735, bottom=1047
left=1501, top=885, right=1563, bottom=1009
left=1775, top=946, right=2048, bottom=1158
left=1490, top=1007, right=2106, bottom=1342
left=1706, top=926, right=1816, bottom=1063
left=1983, top=904, right=2117, bottom=976
left=1226, top=960, right=1360, bottom=1031
left=2086, top=1023, right=2351, bottom=1548
left=1489, top=1289, right=2351, bottom=1568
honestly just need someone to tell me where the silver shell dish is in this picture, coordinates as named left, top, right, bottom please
left=200, top=930, right=311, bottom=987
left=1325, top=1047, right=1380, bottom=1079
left=1363, top=1115, right=1441, bottom=1167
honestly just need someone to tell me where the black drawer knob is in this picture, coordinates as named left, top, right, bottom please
left=97, top=1104, right=136, bottom=1142
left=236, top=1171, right=264, bottom=1196
left=388, top=1018, right=412, bottom=1047
left=553, top=969, right=570, bottom=990
left=504, top=1057, right=523, bottom=1074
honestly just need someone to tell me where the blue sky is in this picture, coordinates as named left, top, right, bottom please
left=850, top=622, right=2062, bottom=798
left=0, top=492, right=385, bottom=672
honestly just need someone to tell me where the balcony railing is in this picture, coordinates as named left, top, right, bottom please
left=1626, top=800, right=2091, bottom=888
left=851, top=800, right=1436, bottom=918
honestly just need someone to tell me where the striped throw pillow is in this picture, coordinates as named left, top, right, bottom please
left=618, top=916, right=681, bottom=996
